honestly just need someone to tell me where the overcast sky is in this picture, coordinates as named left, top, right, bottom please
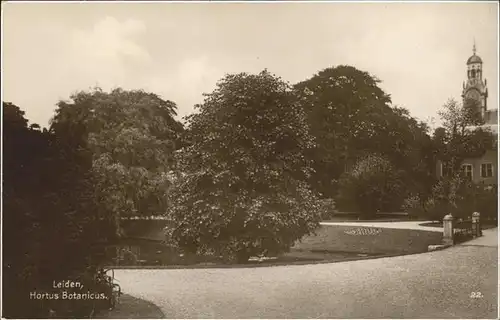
left=2, top=2, right=498, bottom=129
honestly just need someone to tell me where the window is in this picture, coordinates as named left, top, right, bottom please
left=441, top=162, right=452, bottom=177
left=461, top=164, right=473, bottom=180
left=481, top=163, right=494, bottom=178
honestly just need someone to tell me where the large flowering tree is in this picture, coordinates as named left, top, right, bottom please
left=167, top=70, right=322, bottom=263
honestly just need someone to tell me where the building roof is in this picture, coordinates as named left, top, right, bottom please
left=467, top=54, right=483, bottom=64
left=467, top=123, right=499, bottom=135
left=479, top=123, right=499, bottom=135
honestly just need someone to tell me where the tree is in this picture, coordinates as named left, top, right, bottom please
left=436, top=98, right=495, bottom=176
left=408, top=174, right=498, bottom=222
left=3, top=101, right=29, bottom=130
left=404, top=98, right=497, bottom=221
left=3, top=102, right=112, bottom=318
left=294, top=65, right=434, bottom=199
left=50, top=88, right=184, bottom=237
left=167, top=70, right=322, bottom=263
left=383, top=106, right=436, bottom=200
left=336, top=154, right=406, bottom=218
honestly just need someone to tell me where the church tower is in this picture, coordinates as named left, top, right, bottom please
left=461, top=41, right=488, bottom=119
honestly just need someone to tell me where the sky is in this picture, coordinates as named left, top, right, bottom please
left=2, top=2, right=498, bottom=130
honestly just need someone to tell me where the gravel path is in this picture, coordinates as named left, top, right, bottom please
left=97, top=294, right=165, bottom=319
left=112, top=229, right=497, bottom=319
left=459, top=228, right=498, bottom=247
left=320, top=220, right=442, bottom=232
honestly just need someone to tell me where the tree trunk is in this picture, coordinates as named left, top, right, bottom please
left=113, top=213, right=121, bottom=238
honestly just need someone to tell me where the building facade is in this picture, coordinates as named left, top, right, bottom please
left=438, top=43, right=498, bottom=184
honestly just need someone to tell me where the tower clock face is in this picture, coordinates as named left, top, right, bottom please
left=466, top=89, right=481, bottom=101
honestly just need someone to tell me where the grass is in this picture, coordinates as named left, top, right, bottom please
left=109, top=224, right=443, bottom=268
left=292, top=225, right=443, bottom=255
left=323, top=213, right=410, bottom=222
left=321, top=211, right=430, bottom=223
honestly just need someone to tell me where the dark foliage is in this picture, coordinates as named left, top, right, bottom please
left=50, top=88, right=184, bottom=222
left=404, top=176, right=497, bottom=222
left=2, top=102, right=114, bottom=318
left=336, top=154, right=407, bottom=218
left=294, top=66, right=435, bottom=200
left=167, top=70, right=322, bottom=263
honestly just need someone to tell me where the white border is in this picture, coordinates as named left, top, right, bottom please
left=0, top=2, right=499, bottom=320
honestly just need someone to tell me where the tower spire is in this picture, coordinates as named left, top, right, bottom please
left=473, top=38, right=476, bottom=55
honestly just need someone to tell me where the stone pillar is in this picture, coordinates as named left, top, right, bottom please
left=443, top=214, right=454, bottom=246
left=472, top=212, right=482, bottom=237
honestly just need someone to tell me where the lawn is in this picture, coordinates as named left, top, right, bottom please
left=108, top=224, right=443, bottom=268
left=291, top=225, right=443, bottom=256
left=323, top=212, right=411, bottom=222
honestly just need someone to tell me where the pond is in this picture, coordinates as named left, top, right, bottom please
left=104, top=232, right=388, bottom=268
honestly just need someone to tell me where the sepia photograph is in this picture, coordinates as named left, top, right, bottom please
left=1, top=1, right=499, bottom=319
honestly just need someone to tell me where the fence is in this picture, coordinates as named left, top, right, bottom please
left=443, top=212, right=482, bottom=245
left=453, top=219, right=474, bottom=244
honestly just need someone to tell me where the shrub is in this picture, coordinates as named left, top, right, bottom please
left=402, top=195, right=424, bottom=220
left=336, top=154, right=407, bottom=218
left=404, top=175, right=498, bottom=223
left=459, top=183, right=497, bottom=222
left=168, top=173, right=322, bottom=263
left=318, top=198, right=337, bottom=220
left=167, top=71, right=323, bottom=263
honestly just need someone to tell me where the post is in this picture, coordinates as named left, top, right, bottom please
left=443, top=214, right=454, bottom=245
left=472, top=212, right=482, bottom=237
